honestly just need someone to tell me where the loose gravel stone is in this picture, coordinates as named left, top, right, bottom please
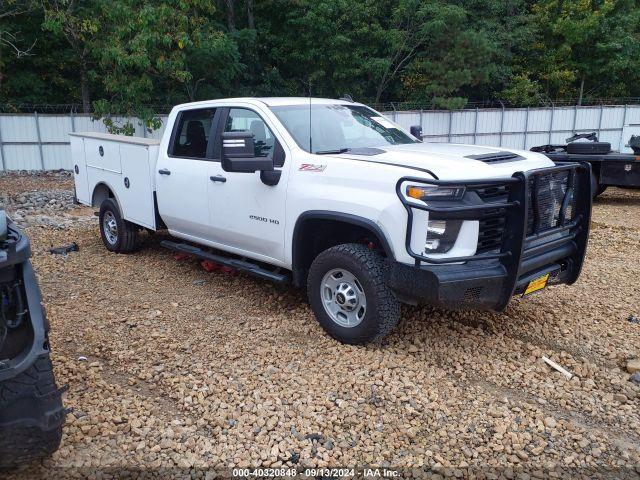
left=0, top=171, right=93, bottom=230
left=626, top=358, right=640, bottom=374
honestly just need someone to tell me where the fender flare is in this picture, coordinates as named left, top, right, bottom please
left=291, top=210, right=395, bottom=276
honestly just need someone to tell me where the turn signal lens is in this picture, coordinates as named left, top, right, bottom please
left=406, top=185, right=465, bottom=201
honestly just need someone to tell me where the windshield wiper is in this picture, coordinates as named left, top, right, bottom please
left=314, top=148, right=351, bottom=155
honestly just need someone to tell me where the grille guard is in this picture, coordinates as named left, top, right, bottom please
left=396, top=162, right=592, bottom=308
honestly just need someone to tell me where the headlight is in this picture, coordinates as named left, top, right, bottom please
left=424, top=219, right=462, bottom=254
left=406, top=185, right=465, bottom=202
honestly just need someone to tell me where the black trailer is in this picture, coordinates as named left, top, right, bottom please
left=532, top=133, right=640, bottom=198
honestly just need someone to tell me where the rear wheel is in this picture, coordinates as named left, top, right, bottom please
left=0, top=357, right=65, bottom=468
left=590, top=172, right=607, bottom=199
left=307, top=243, right=400, bottom=344
left=99, top=198, right=139, bottom=253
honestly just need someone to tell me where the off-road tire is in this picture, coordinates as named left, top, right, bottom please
left=307, top=243, right=400, bottom=344
left=566, top=141, right=611, bottom=155
left=99, top=198, right=139, bottom=253
left=0, top=356, right=64, bottom=468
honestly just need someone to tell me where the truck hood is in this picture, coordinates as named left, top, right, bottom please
left=332, top=143, right=554, bottom=180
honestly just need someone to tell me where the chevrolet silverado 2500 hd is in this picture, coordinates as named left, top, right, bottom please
left=70, top=98, right=592, bottom=344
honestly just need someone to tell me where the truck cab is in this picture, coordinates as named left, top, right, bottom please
left=70, top=98, right=592, bottom=344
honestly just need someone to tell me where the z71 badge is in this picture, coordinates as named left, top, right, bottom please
left=299, top=163, right=326, bottom=172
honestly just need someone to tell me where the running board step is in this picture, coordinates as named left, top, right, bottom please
left=160, top=240, right=289, bottom=284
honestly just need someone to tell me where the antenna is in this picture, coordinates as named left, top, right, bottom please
left=298, top=78, right=313, bottom=152
left=307, top=80, right=312, bottom=153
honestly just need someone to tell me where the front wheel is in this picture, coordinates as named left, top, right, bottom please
left=307, top=243, right=400, bottom=344
left=98, top=198, right=139, bottom=253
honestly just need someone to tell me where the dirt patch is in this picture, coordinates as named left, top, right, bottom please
left=0, top=171, right=74, bottom=196
left=592, top=187, right=640, bottom=229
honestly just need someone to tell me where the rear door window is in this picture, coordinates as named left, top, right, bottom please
left=169, top=108, right=216, bottom=159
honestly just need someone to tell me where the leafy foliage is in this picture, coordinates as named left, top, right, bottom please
left=1, top=0, right=640, bottom=127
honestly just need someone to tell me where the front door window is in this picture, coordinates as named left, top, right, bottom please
left=225, top=108, right=276, bottom=159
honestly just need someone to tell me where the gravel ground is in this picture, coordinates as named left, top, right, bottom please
left=2, top=174, right=639, bottom=479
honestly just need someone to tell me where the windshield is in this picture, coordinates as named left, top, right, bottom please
left=269, top=104, right=417, bottom=154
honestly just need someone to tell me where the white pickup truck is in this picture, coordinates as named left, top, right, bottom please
left=70, top=97, right=592, bottom=344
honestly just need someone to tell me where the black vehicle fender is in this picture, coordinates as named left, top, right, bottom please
left=291, top=211, right=395, bottom=287
left=0, top=260, right=49, bottom=383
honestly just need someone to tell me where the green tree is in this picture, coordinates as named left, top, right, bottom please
left=529, top=0, right=640, bottom=103
left=42, top=0, right=100, bottom=113
left=92, top=0, right=240, bottom=133
left=0, top=0, right=36, bottom=94
left=254, top=0, right=388, bottom=100
left=1, top=2, right=80, bottom=107
left=397, top=1, right=497, bottom=108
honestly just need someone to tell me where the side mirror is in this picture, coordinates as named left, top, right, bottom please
left=410, top=125, right=423, bottom=141
left=221, top=131, right=274, bottom=173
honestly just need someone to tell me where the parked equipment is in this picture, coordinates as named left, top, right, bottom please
left=532, top=132, right=640, bottom=198
left=0, top=210, right=65, bottom=468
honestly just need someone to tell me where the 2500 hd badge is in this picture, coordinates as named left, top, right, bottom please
left=249, top=214, right=280, bottom=225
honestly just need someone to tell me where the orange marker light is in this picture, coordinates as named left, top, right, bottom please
left=406, top=186, right=424, bottom=199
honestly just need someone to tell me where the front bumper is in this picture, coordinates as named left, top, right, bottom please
left=388, top=163, right=592, bottom=310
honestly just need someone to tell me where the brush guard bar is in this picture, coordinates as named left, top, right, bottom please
left=395, top=162, right=592, bottom=310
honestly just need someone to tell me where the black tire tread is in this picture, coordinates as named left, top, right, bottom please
left=99, top=198, right=139, bottom=253
left=0, top=357, right=64, bottom=468
left=119, top=219, right=139, bottom=253
left=308, top=243, right=400, bottom=344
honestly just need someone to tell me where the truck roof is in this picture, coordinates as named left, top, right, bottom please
left=174, top=97, right=363, bottom=109
left=256, top=97, right=361, bottom=107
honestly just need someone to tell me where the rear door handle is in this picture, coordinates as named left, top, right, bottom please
left=158, top=168, right=171, bottom=175
left=210, top=175, right=227, bottom=183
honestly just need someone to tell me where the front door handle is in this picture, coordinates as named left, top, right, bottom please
left=210, top=175, right=227, bottom=183
left=158, top=168, right=171, bottom=175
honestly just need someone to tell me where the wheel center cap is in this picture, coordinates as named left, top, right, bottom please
left=336, top=293, right=346, bottom=305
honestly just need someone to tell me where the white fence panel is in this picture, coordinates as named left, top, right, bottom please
left=388, top=104, right=640, bottom=152
left=1, top=105, right=639, bottom=171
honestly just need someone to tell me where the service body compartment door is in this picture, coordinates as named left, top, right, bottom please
left=70, top=136, right=90, bottom=204
left=85, top=139, right=122, bottom=173
left=119, top=144, right=157, bottom=229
